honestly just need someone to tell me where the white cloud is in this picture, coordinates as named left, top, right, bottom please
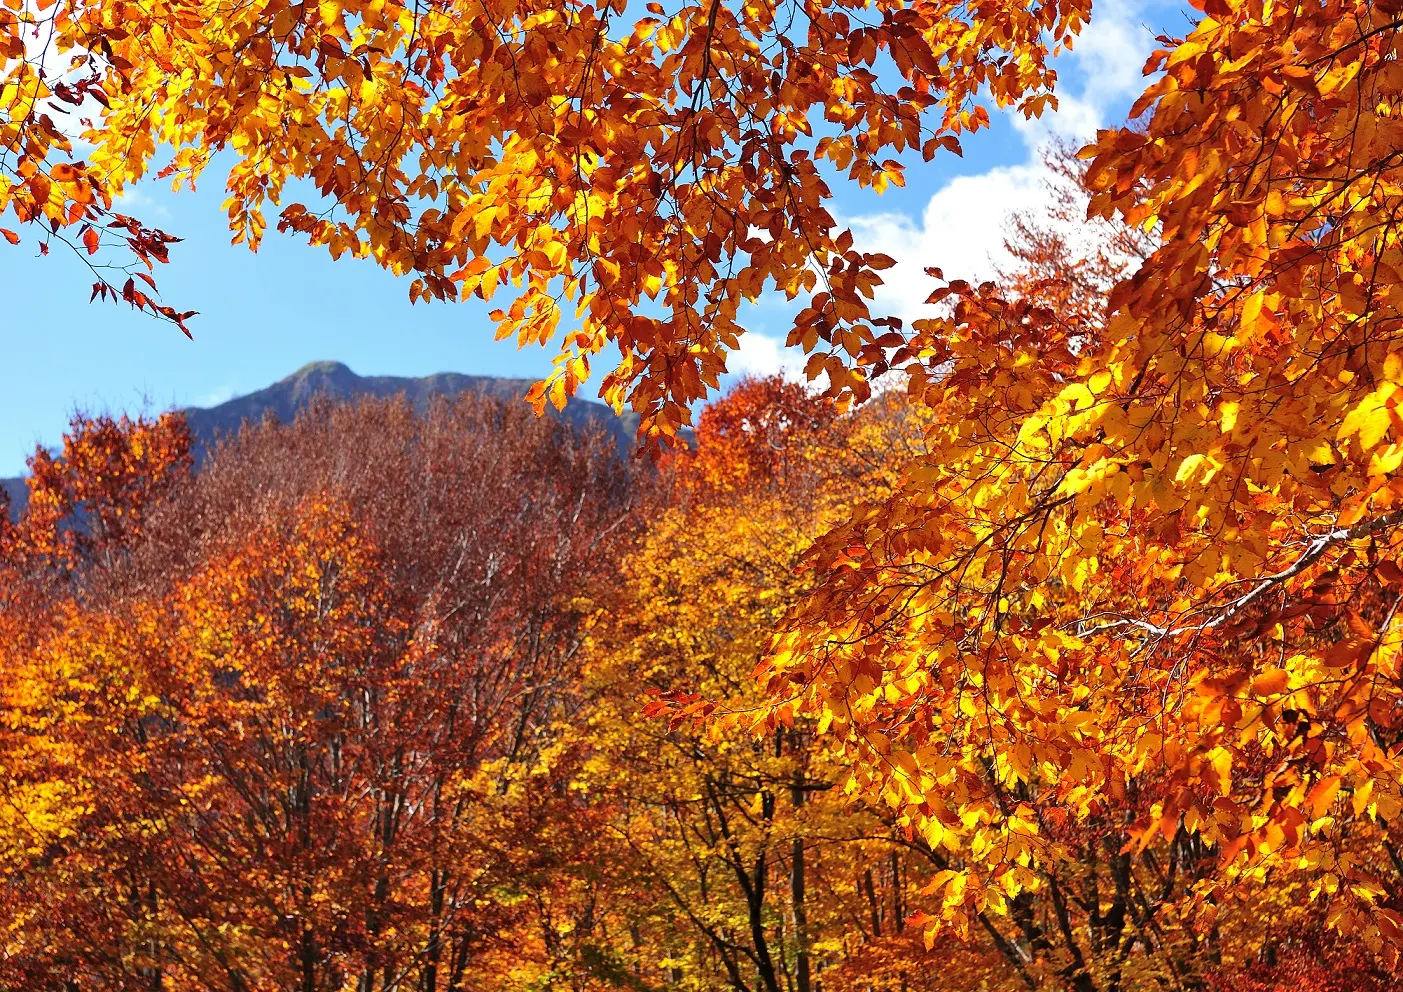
left=846, top=0, right=1159, bottom=321
left=845, top=163, right=1055, bottom=322
left=1072, top=0, right=1158, bottom=97
left=111, top=185, right=171, bottom=220
left=1012, top=92, right=1103, bottom=145
left=727, top=330, right=806, bottom=379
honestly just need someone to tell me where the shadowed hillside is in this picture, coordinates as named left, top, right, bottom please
left=3, top=362, right=640, bottom=514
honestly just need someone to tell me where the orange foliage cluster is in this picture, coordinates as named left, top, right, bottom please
left=0, top=397, right=633, bottom=992
left=0, top=411, right=190, bottom=577
left=0, top=375, right=1397, bottom=992
left=2, top=0, right=1088, bottom=437
left=11, top=0, right=1403, bottom=984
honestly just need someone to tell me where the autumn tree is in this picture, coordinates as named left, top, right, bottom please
left=14, top=0, right=1403, bottom=979
left=0, top=410, right=191, bottom=578
left=575, top=378, right=1036, bottom=992
left=588, top=379, right=868, bottom=992
left=0, top=394, right=633, bottom=992
left=0, top=411, right=193, bottom=992
left=760, top=1, right=1403, bottom=979
left=1, top=0, right=1099, bottom=439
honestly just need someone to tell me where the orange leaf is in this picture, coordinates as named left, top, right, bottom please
left=1251, top=668, right=1289, bottom=696
left=1305, top=775, right=1341, bottom=819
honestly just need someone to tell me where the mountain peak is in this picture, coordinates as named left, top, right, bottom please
left=5, top=364, right=644, bottom=517
left=186, top=364, right=634, bottom=451
left=279, top=361, right=360, bottom=399
left=286, top=360, right=356, bottom=380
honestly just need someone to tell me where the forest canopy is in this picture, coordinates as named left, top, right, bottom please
left=2, top=377, right=1398, bottom=992
left=6, top=0, right=1403, bottom=986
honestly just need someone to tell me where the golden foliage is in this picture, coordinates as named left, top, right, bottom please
left=12, top=0, right=1403, bottom=982
left=2, top=0, right=1090, bottom=438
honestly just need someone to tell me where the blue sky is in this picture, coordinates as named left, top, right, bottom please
left=0, top=0, right=1187, bottom=476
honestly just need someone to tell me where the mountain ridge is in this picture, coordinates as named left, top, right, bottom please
left=3, top=361, right=639, bottom=513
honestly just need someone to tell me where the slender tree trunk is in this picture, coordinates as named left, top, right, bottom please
left=890, top=850, right=904, bottom=933
left=424, top=868, right=447, bottom=992
left=300, top=925, right=317, bottom=992
left=792, top=831, right=811, bottom=992
left=790, top=741, right=811, bottom=992
left=862, top=868, right=881, bottom=938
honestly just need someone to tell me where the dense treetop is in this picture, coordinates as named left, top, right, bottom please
left=7, top=0, right=1403, bottom=982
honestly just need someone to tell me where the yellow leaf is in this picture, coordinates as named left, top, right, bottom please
left=547, top=376, right=567, bottom=411
left=1369, top=443, right=1403, bottom=476
left=1339, top=389, right=1393, bottom=449
left=474, top=206, right=499, bottom=242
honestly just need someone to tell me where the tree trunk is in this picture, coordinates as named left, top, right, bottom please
left=791, top=744, right=811, bottom=992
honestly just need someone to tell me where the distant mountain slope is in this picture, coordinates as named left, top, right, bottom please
left=1, top=477, right=23, bottom=513
left=183, top=361, right=638, bottom=455
left=3, top=361, right=639, bottom=514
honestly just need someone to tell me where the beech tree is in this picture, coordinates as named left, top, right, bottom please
left=587, top=380, right=882, bottom=992
left=0, top=0, right=1092, bottom=438
left=767, top=10, right=1403, bottom=966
